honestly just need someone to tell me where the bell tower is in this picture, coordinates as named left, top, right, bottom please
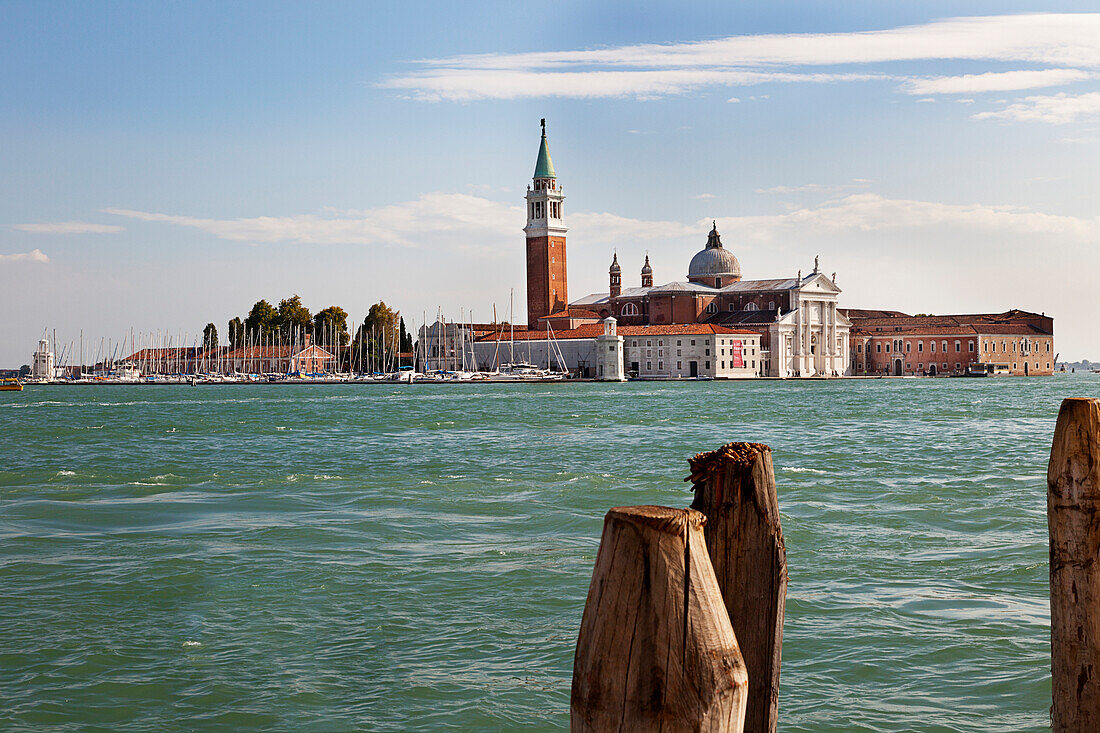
left=525, top=119, right=568, bottom=328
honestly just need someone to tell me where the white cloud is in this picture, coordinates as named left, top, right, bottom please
left=755, top=181, right=872, bottom=195
left=974, top=91, right=1100, bottom=123
left=104, top=194, right=695, bottom=250
left=712, top=193, right=1098, bottom=240
left=382, top=14, right=1100, bottom=101
left=381, top=69, right=880, bottom=102
left=902, top=68, right=1097, bottom=95
left=694, top=193, right=716, bottom=199
left=14, top=221, right=124, bottom=234
left=727, top=97, right=741, bottom=103
left=0, top=249, right=50, bottom=263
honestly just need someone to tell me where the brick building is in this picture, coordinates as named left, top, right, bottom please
left=845, top=309, right=1055, bottom=376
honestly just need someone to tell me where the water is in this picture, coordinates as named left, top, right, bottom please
left=2, top=375, right=1098, bottom=731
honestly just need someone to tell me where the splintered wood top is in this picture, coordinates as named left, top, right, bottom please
left=686, top=442, right=772, bottom=482
left=606, top=505, right=707, bottom=534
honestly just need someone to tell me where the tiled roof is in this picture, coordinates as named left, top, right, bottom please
left=840, top=308, right=911, bottom=319
left=474, top=322, right=759, bottom=342
left=719, top=278, right=799, bottom=292
left=647, top=281, right=716, bottom=294
left=570, top=292, right=611, bottom=306
left=538, top=308, right=601, bottom=321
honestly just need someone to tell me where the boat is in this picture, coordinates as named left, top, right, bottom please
left=0, top=378, right=23, bottom=391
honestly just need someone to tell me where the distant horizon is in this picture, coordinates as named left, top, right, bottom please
left=3, top=2, right=1099, bottom=365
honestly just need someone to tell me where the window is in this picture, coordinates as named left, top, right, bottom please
left=691, top=340, right=696, bottom=346
left=631, top=340, right=637, bottom=347
left=658, top=361, right=663, bottom=370
left=746, top=302, right=758, bottom=311
left=677, top=349, right=681, bottom=356
left=906, top=342, right=911, bottom=352
left=768, top=301, right=775, bottom=310
left=608, top=345, right=615, bottom=352
left=647, top=362, right=652, bottom=370
left=646, top=340, right=652, bottom=347
left=885, top=343, right=890, bottom=353
left=677, top=340, right=681, bottom=346
left=705, top=349, right=711, bottom=356
left=955, top=363, right=961, bottom=370
left=918, top=342, right=923, bottom=353
left=721, top=361, right=725, bottom=368
left=677, top=362, right=682, bottom=369
left=931, top=342, right=936, bottom=353
left=729, top=303, right=736, bottom=311
left=942, top=341, right=948, bottom=352
left=969, top=342, right=974, bottom=352
left=876, top=344, right=882, bottom=353
left=621, top=302, right=640, bottom=317
left=857, top=344, right=862, bottom=353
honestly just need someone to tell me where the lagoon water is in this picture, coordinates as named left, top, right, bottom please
left=2, top=376, right=1098, bottom=731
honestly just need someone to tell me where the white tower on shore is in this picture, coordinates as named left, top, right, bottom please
left=32, top=338, right=55, bottom=380
left=596, top=317, right=625, bottom=381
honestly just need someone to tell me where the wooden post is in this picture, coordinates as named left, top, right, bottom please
left=687, top=443, right=787, bottom=733
left=571, top=505, right=748, bottom=733
left=1049, top=397, right=1100, bottom=731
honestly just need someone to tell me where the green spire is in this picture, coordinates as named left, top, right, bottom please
left=534, top=118, right=556, bottom=179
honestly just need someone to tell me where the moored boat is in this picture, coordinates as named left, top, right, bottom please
left=0, top=378, right=24, bottom=391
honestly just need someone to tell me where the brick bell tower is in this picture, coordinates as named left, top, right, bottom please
left=525, top=119, right=568, bottom=328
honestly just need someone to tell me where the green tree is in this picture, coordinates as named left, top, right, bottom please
left=399, top=317, right=413, bottom=353
left=19, top=364, right=30, bottom=377
left=203, top=323, right=219, bottom=350
left=228, top=317, right=245, bottom=348
left=244, top=300, right=278, bottom=339
left=353, top=301, right=400, bottom=373
left=276, top=295, right=312, bottom=342
left=314, top=306, right=349, bottom=348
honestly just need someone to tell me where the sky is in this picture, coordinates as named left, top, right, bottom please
left=2, top=0, right=1099, bottom=366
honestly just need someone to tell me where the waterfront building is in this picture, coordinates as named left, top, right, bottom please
left=31, top=338, right=55, bottom=379
left=468, top=322, right=762, bottom=379
left=595, top=318, right=625, bottom=381
left=845, top=309, right=1055, bottom=376
left=516, top=124, right=849, bottom=377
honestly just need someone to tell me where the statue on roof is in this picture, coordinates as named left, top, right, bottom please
left=814, top=255, right=820, bottom=273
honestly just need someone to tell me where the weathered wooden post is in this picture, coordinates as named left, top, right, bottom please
left=687, top=443, right=787, bottom=733
left=571, top=505, right=748, bottom=732
left=1049, top=397, right=1100, bottom=731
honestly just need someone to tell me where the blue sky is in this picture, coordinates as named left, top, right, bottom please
left=2, top=1, right=1099, bottom=365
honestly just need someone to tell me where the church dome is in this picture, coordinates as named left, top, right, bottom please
left=641, top=254, right=652, bottom=275
left=609, top=252, right=621, bottom=273
left=687, top=222, right=740, bottom=282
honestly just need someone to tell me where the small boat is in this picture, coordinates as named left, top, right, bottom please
left=0, top=378, right=24, bottom=391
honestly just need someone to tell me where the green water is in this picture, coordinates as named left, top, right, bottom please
left=2, top=376, right=1098, bottom=731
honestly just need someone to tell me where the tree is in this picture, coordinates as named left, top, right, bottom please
left=203, top=323, right=219, bottom=351
left=228, top=317, right=245, bottom=349
left=244, top=300, right=278, bottom=338
left=353, top=301, right=400, bottom=373
left=314, top=306, right=349, bottom=347
left=399, top=317, right=413, bottom=353
left=276, top=295, right=312, bottom=342
left=19, top=364, right=30, bottom=377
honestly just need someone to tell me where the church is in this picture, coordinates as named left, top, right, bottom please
left=522, top=121, right=852, bottom=378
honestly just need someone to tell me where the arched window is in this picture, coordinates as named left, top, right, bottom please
left=705, top=302, right=718, bottom=314
left=745, top=302, right=759, bottom=311
left=620, top=302, right=640, bottom=316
